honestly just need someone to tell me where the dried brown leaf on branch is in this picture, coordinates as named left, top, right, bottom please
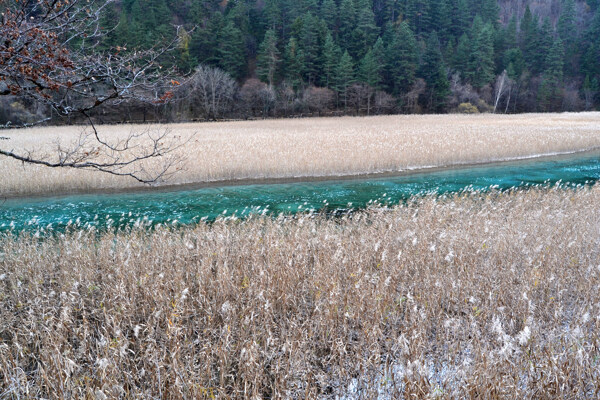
left=0, top=0, right=189, bottom=184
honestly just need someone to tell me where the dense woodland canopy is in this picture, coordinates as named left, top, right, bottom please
left=4, top=0, right=600, bottom=123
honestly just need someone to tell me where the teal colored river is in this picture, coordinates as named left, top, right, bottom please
left=2, top=151, right=600, bottom=233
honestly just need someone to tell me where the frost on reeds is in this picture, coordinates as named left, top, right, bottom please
left=2, top=186, right=600, bottom=398
left=2, top=112, right=600, bottom=197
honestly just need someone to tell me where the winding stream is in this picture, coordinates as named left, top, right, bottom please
left=2, top=151, right=600, bottom=233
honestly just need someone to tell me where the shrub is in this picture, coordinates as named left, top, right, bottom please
left=457, top=102, right=480, bottom=113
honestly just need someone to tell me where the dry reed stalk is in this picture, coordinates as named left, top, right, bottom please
left=1, top=112, right=600, bottom=197
left=1, top=185, right=600, bottom=398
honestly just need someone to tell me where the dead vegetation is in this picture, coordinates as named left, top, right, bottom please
left=1, top=112, right=600, bottom=197
left=2, top=184, right=600, bottom=398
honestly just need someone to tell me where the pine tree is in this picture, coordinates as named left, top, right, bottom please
left=385, top=21, right=418, bottom=95
left=533, top=18, right=554, bottom=73
left=404, top=0, right=417, bottom=30
left=177, top=28, right=194, bottom=73
left=257, top=29, right=281, bottom=87
left=558, top=0, right=576, bottom=44
left=582, top=8, right=600, bottom=83
left=113, top=11, right=130, bottom=48
left=453, top=33, right=470, bottom=76
left=371, top=36, right=386, bottom=67
left=558, top=0, right=578, bottom=77
left=264, top=0, right=282, bottom=31
left=451, top=0, right=470, bottom=38
left=97, top=4, right=121, bottom=51
left=190, top=11, right=224, bottom=67
left=129, top=0, right=148, bottom=47
left=335, top=50, right=356, bottom=109
left=321, top=31, right=342, bottom=88
left=359, top=36, right=385, bottom=90
left=434, top=0, right=453, bottom=39
left=539, top=39, right=564, bottom=110
left=352, top=6, right=379, bottom=59
left=413, top=0, right=432, bottom=37
left=284, top=37, right=305, bottom=89
left=359, top=48, right=382, bottom=88
left=503, top=48, right=525, bottom=79
left=520, top=6, right=539, bottom=70
left=481, top=0, right=499, bottom=27
left=444, top=39, right=455, bottom=67
left=218, top=21, right=246, bottom=79
left=299, top=12, right=322, bottom=85
left=467, top=17, right=495, bottom=88
left=338, top=0, right=357, bottom=50
left=149, top=0, right=172, bottom=38
left=320, top=0, right=338, bottom=32
left=544, top=39, right=565, bottom=83
left=227, top=0, right=250, bottom=35
left=189, top=1, right=204, bottom=24
left=467, top=0, right=481, bottom=17
left=419, top=31, right=450, bottom=111
left=504, top=16, right=518, bottom=50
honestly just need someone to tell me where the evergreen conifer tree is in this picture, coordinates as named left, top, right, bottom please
left=264, top=0, right=283, bottom=31
left=466, top=17, right=495, bottom=88
left=218, top=21, right=246, bottom=79
left=419, top=31, right=450, bottom=111
left=190, top=12, right=224, bottom=67
left=352, top=6, right=379, bottom=58
left=385, top=21, right=418, bottom=95
left=338, top=0, right=357, bottom=50
left=558, top=0, right=577, bottom=44
left=113, top=12, right=130, bottom=48
left=322, top=31, right=342, bottom=88
left=481, top=0, right=499, bottom=27
left=320, top=0, right=339, bottom=32
left=534, top=18, right=554, bottom=73
left=452, top=0, right=470, bottom=38
left=284, top=37, right=305, bottom=89
left=335, top=50, right=356, bottom=109
left=521, top=6, right=539, bottom=70
left=299, top=12, right=322, bottom=84
left=539, top=39, right=564, bottom=110
left=257, top=29, right=281, bottom=87
left=359, top=48, right=383, bottom=88
left=453, top=33, right=470, bottom=76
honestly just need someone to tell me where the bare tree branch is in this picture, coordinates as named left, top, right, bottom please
left=0, top=0, right=188, bottom=184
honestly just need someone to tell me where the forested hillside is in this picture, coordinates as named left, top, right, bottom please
left=4, top=0, right=600, bottom=123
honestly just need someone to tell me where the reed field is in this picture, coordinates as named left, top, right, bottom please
left=1, top=112, right=600, bottom=196
left=2, top=184, right=600, bottom=398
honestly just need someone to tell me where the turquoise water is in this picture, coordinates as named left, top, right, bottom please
left=2, top=151, right=600, bottom=233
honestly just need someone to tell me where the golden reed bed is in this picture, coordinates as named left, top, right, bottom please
left=1, top=112, right=600, bottom=196
left=1, top=186, right=600, bottom=397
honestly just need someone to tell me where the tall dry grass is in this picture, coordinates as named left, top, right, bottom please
left=2, top=185, right=600, bottom=398
left=2, top=112, right=600, bottom=197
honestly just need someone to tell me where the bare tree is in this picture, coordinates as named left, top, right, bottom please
left=582, top=82, right=597, bottom=111
left=561, top=82, right=584, bottom=111
left=493, top=70, right=515, bottom=113
left=275, top=81, right=297, bottom=117
left=348, top=83, right=374, bottom=115
left=402, top=79, right=426, bottom=114
left=448, top=73, right=480, bottom=111
left=184, top=65, right=236, bottom=121
left=302, top=86, right=335, bottom=115
left=0, top=0, right=185, bottom=183
left=373, top=90, right=396, bottom=114
left=239, top=78, right=275, bottom=118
